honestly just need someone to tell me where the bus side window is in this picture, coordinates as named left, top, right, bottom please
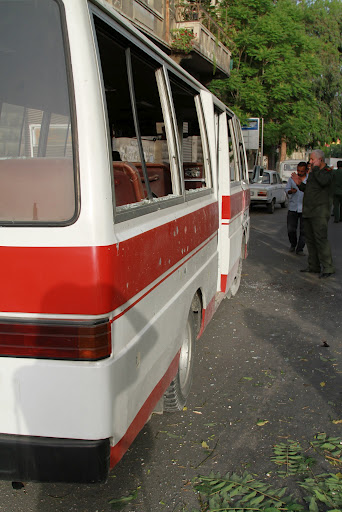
left=93, top=16, right=180, bottom=209
left=235, top=121, right=248, bottom=182
left=169, top=78, right=211, bottom=192
left=227, top=119, right=237, bottom=182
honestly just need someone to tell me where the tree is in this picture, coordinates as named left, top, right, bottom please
left=302, top=0, right=342, bottom=147
left=207, top=0, right=342, bottom=166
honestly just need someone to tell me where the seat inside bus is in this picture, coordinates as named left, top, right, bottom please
left=133, top=163, right=172, bottom=198
left=113, top=162, right=146, bottom=205
left=0, top=158, right=75, bottom=222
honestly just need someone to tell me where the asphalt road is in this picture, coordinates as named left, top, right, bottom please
left=1, top=205, right=341, bottom=512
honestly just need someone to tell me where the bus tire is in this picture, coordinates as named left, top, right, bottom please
left=230, top=253, right=242, bottom=297
left=163, top=311, right=195, bottom=412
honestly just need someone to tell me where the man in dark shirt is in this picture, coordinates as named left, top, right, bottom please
left=291, top=149, right=334, bottom=278
left=333, top=161, right=342, bottom=222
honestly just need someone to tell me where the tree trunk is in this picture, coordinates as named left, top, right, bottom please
left=266, top=147, right=276, bottom=170
left=280, top=137, right=287, bottom=161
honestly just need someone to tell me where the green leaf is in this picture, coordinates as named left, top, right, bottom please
left=309, top=497, right=319, bottom=512
left=321, top=443, right=337, bottom=450
left=240, top=490, right=257, bottom=502
left=257, top=420, right=269, bottom=426
left=250, top=494, right=266, bottom=506
left=314, top=490, right=330, bottom=504
left=109, top=489, right=138, bottom=509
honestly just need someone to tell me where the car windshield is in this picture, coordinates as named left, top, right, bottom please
left=253, top=171, right=270, bottom=184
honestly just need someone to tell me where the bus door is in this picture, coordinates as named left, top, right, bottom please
left=235, top=117, right=250, bottom=249
left=218, top=112, right=249, bottom=298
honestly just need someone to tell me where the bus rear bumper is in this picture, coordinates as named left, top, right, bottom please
left=0, top=434, right=110, bottom=483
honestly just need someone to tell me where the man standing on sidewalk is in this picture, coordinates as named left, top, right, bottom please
left=332, top=161, right=342, bottom=223
left=285, top=162, right=307, bottom=254
left=291, top=149, right=335, bottom=279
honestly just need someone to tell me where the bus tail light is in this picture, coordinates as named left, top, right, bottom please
left=0, top=320, right=111, bottom=361
left=258, top=191, right=267, bottom=196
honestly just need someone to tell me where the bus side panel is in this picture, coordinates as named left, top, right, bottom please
left=0, top=358, right=113, bottom=440
left=220, top=187, right=248, bottom=293
left=0, top=206, right=218, bottom=440
left=108, top=236, right=218, bottom=465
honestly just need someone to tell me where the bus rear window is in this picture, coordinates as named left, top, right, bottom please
left=0, top=0, right=76, bottom=224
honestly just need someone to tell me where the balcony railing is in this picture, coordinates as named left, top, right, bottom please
left=175, top=2, right=232, bottom=48
left=173, top=2, right=232, bottom=77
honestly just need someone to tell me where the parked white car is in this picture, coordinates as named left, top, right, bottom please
left=249, top=170, right=288, bottom=213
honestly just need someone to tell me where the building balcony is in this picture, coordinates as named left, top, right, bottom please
left=171, top=2, right=231, bottom=83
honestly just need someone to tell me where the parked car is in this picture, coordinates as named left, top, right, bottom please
left=250, top=170, right=288, bottom=213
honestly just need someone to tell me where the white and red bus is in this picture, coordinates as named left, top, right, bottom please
left=0, top=0, right=249, bottom=483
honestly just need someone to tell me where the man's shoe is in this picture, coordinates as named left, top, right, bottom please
left=300, top=268, right=320, bottom=273
left=296, top=249, right=304, bottom=255
left=289, top=246, right=296, bottom=252
left=319, top=272, right=334, bottom=279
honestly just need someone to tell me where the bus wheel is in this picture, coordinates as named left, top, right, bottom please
left=230, top=254, right=242, bottom=297
left=164, top=311, right=195, bottom=412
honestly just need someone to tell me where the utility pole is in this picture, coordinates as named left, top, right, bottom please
left=259, top=118, right=264, bottom=166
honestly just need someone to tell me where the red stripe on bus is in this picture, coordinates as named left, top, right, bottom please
left=112, top=234, right=217, bottom=323
left=0, top=203, right=218, bottom=315
left=222, top=190, right=250, bottom=220
left=221, top=195, right=230, bottom=219
left=220, top=250, right=242, bottom=294
left=222, top=192, right=242, bottom=219
left=197, top=294, right=216, bottom=338
left=109, top=350, right=180, bottom=468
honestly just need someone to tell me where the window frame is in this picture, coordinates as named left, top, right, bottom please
left=227, top=117, right=240, bottom=184
left=168, top=73, right=213, bottom=200
left=91, top=5, right=187, bottom=223
left=155, top=67, right=182, bottom=196
left=235, top=119, right=248, bottom=182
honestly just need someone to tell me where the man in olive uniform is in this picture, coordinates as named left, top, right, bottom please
left=333, top=161, right=342, bottom=222
left=291, top=149, right=334, bottom=278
